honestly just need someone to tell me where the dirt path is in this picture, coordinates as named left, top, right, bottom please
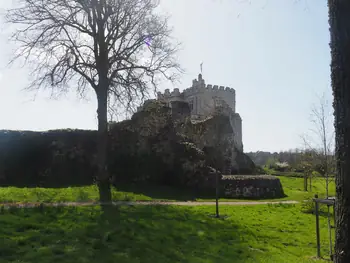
left=0, top=200, right=298, bottom=208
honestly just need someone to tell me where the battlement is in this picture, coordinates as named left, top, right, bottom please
left=157, top=87, right=184, bottom=100
left=158, top=84, right=235, bottom=99
left=157, top=74, right=235, bottom=99
left=157, top=85, right=235, bottom=99
left=183, top=84, right=235, bottom=96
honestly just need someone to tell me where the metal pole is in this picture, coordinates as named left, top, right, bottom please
left=315, top=195, right=321, bottom=258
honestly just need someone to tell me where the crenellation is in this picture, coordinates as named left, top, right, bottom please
left=157, top=91, right=163, bottom=100
left=171, top=88, right=180, bottom=96
left=159, top=84, right=236, bottom=98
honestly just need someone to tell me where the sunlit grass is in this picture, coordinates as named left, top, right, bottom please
left=278, top=176, right=335, bottom=201
left=0, top=204, right=331, bottom=263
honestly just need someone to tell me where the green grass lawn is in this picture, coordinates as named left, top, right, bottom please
left=0, top=204, right=332, bottom=263
left=0, top=183, right=194, bottom=203
left=0, top=176, right=335, bottom=203
left=278, top=176, right=335, bottom=201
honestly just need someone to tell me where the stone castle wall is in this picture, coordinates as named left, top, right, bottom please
left=155, top=74, right=243, bottom=151
left=157, top=74, right=236, bottom=115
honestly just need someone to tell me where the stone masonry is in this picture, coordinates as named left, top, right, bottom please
left=155, top=74, right=243, bottom=151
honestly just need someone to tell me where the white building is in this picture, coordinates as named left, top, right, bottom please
left=157, top=74, right=243, bottom=151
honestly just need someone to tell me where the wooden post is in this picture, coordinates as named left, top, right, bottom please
left=315, top=194, right=321, bottom=258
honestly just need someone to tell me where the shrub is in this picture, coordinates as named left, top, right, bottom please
left=300, top=197, right=315, bottom=214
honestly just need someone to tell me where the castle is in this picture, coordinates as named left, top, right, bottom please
left=156, top=74, right=243, bottom=151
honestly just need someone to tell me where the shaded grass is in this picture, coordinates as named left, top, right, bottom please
left=0, top=204, right=331, bottom=263
left=0, top=176, right=335, bottom=203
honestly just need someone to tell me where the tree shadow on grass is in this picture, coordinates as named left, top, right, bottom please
left=0, top=205, right=261, bottom=263
left=114, top=182, right=287, bottom=202
left=113, top=182, right=214, bottom=201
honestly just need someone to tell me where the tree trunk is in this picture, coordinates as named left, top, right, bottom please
left=309, top=175, right=312, bottom=192
left=215, top=171, right=220, bottom=218
left=96, top=88, right=112, bottom=203
left=328, top=1, right=350, bottom=262
left=304, top=175, right=308, bottom=192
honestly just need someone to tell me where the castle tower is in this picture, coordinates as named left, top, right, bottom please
left=182, top=74, right=236, bottom=118
left=154, top=74, right=243, bottom=151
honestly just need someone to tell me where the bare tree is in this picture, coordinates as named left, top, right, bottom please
left=5, top=0, right=182, bottom=203
left=298, top=148, right=315, bottom=192
left=301, top=93, right=335, bottom=198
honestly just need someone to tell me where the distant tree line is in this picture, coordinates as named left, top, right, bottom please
left=246, top=150, right=305, bottom=168
left=247, top=149, right=335, bottom=176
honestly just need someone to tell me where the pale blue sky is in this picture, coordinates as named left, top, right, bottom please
left=0, top=0, right=332, bottom=152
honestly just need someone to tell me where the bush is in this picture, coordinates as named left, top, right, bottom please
left=300, top=197, right=315, bottom=214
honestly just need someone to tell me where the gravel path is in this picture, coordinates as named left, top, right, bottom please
left=0, top=200, right=298, bottom=208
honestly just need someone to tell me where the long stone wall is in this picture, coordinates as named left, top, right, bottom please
left=221, top=175, right=285, bottom=199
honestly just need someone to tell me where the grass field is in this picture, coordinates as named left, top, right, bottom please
left=278, top=176, right=335, bottom=201
left=0, top=204, right=332, bottom=263
left=0, top=176, right=336, bottom=204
